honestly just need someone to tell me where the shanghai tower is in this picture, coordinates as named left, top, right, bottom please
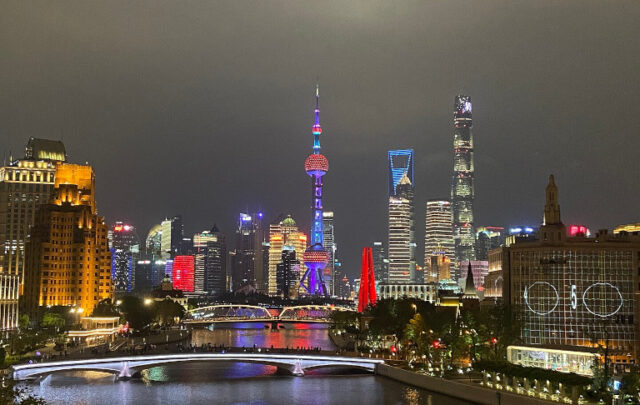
left=300, top=85, right=329, bottom=296
left=451, top=95, right=475, bottom=281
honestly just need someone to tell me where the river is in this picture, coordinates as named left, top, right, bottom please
left=26, top=323, right=474, bottom=405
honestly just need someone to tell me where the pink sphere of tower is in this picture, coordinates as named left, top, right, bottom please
left=304, top=153, right=329, bottom=175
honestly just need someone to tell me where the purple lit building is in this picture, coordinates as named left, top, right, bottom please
left=300, top=86, right=329, bottom=296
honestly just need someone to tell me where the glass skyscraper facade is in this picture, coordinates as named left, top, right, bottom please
left=451, top=95, right=476, bottom=280
left=322, top=211, right=336, bottom=296
left=110, top=222, right=139, bottom=294
left=424, top=199, right=455, bottom=270
left=160, top=215, right=183, bottom=259
left=372, top=241, right=388, bottom=283
left=388, top=173, right=416, bottom=283
left=231, top=212, right=264, bottom=291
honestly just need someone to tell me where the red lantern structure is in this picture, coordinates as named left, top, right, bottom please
left=358, top=247, right=377, bottom=312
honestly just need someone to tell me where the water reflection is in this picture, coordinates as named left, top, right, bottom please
left=28, top=363, right=473, bottom=405
left=191, top=323, right=336, bottom=350
left=26, top=325, right=473, bottom=404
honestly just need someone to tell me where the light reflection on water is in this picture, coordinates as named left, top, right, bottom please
left=28, top=363, right=473, bottom=405
left=27, top=324, right=474, bottom=405
left=191, top=323, right=336, bottom=350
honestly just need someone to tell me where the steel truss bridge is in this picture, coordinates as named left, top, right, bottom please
left=12, top=354, right=384, bottom=380
left=185, top=304, right=352, bottom=324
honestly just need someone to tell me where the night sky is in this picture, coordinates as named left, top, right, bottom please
left=2, top=1, right=640, bottom=278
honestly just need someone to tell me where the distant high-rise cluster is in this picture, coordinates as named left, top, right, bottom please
left=451, top=95, right=476, bottom=280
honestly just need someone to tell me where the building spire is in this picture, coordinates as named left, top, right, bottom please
left=463, top=261, right=477, bottom=297
left=543, top=174, right=561, bottom=225
left=312, top=83, right=322, bottom=153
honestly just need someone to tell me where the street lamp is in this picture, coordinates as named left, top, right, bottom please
left=144, top=298, right=152, bottom=306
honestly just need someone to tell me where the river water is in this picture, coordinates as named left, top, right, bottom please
left=27, top=323, right=474, bottom=405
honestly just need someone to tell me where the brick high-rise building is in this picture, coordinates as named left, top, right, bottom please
left=23, top=163, right=112, bottom=316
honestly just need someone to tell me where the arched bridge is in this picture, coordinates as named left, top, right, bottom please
left=185, top=304, right=352, bottom=324
left=12, top=353, right=384, bottom=380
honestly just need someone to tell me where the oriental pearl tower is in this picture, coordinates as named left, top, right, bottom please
left=300, top=85, right=329, bottom=296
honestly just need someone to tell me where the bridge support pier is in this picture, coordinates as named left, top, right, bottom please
left=118, top=361, right=132, bottom=380
left=291, top=359, right=304, bottom=376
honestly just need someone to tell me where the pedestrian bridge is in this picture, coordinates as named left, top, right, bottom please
left=12, top=353, right=384, bottom=380
left=185, top=304, right=352, bottom=324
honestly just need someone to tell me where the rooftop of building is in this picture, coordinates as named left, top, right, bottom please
left=24, top=137, right=67, bottom=162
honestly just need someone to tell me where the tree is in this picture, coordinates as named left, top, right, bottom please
left=41, top=312, right=65, bottom=330
left=119, top=296, right=154, bottom=330
left=154, top=299, right=185, bottom=326
left=91, top=298, right=120, bottom=317
left=621, top=368, right=640, bottom=401
left=18, top=314, right=29, bottom=330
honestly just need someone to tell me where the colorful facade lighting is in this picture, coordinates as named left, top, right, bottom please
left=357, top=247, right=377, bottom=312
left=172, top=255, right=194, bottom=292
left=568, top=225, right=590, bottom=237
left=300, top=85, right=329, bottom=296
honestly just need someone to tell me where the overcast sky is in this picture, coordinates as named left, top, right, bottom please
left=2, top=1, right=640, bottom=278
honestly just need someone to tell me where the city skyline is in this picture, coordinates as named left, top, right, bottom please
left=3, top=1, right=640, bottom=279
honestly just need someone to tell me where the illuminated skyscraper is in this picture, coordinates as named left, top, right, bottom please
left=160, top=215, right=183, bottom=259
left=192, top=226, right=227, bottom=295
left=388, top=173, right=416, bottom=283
left=144, top=224, right=165, bottom=288
left=172, top=255, right=195, bottom=293
left=276, top=247, right=300, bottom=299
left=475, top=226, right=506, bottom=260
left=23, top=163, right=112, bottom=315
left=205, top=225, right=227, bottom=296
left=424, top=199, right=455, bottom=269
left=388, top=149, right=414, bottom=195
left=110, top=222, right=139, bottom=293
left=372, top=242, right=388, bottom=283
left=322, top=211, right=336, bottom=295
left=231, top=212, right=264, bottom=291
left=451, top=95, right=476, bottom=279
left=0, top=138, right=66, bottom=330
left=267, top=216, right=306, bottom=296
left=193, top=230, right=217, bottom=294
left=301, top=86, right=329, bottom=296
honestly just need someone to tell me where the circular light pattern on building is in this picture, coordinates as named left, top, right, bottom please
left=582, top=282, right=624, bottom=318
left=304, top=154, right=329, bottom=174
left=303, top=250, right=329, bottom=264
left=523, top=281, right=559, bottom=316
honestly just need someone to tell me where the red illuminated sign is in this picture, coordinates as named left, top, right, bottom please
left=568, top=225, right=589, bottom=237
left=172, top=255, right=195, bottom=292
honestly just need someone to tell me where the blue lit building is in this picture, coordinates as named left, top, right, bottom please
left=388, top=149, right=414, bottom=196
